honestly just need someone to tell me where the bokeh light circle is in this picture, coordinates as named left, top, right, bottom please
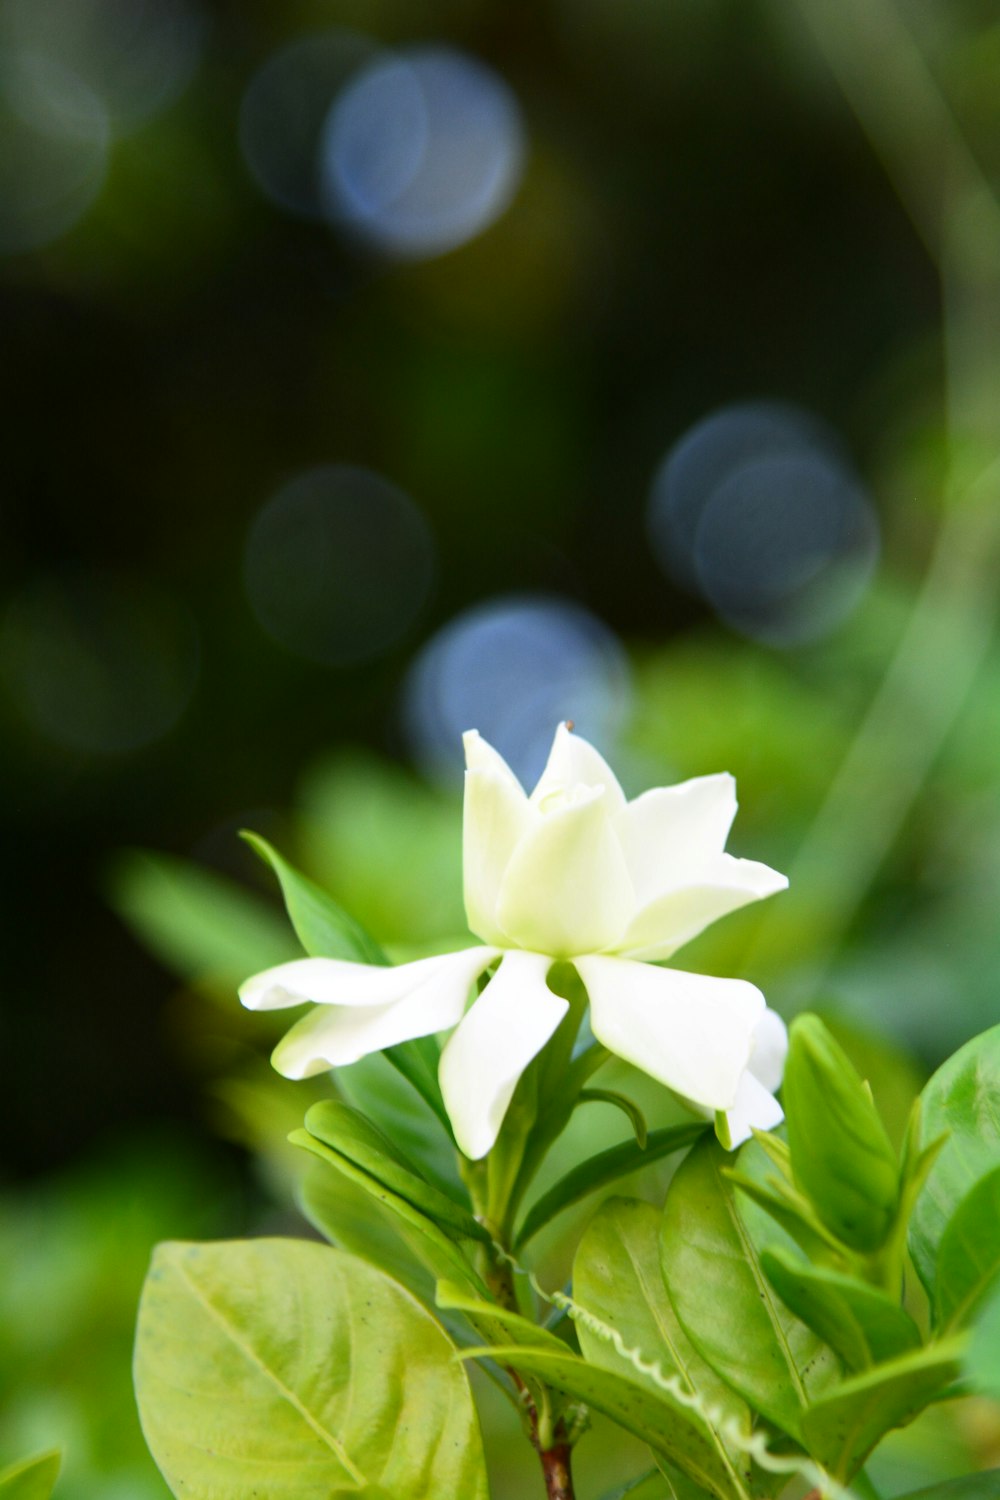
left=321, top=45, right=526, bottom=259
left=243, top=465, right=435, bottom=667
left=1, top=570, right=200, bottom=753
left=0, top=0, right=208, bottom=131
left=694, top=450, right=880, bottom=645
left=403, top=595, right=631, bottom=787
left=647, top=400, right=880, bottom=645
left=0, top=51, right=110, bottom=254
left=238, top=30, right=375, bottom=220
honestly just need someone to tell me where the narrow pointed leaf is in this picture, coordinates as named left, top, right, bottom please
left=800, top=1338, right=965, bottom=1481
left=725, top=1167, right=848, bottom=1263
left=574, top=1197, right=751, bottom=1497
left=910, top=1024, right=1000, bottom=1302
left=760, top=1247, right=922, bottom=1370
left=661, top=1136, right=838, bottom=1441
left=515, top=1122, right=707, bottom=1250
left=135, top=1238, right=488, bottom=1499
left=435, top=1281, right=571, bottom=1352
left=244, top=833, right=451, bottom=1129
left=289, top=1129, right=489, bottom=1297
left=0, top=1451, right=61, bottom=1500
left=242, top=831, right=385, bottom=965
left=303, top=1100, right=487, bottom=1241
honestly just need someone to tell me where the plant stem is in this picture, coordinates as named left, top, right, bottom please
left=540, top=1440, right=575, bottom=1500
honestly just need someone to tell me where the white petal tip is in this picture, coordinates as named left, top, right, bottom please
left=240, top=979, right=286, bottom=1011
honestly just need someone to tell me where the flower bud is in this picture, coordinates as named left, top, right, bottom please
left=783, top=1015, right=900, bottom=1253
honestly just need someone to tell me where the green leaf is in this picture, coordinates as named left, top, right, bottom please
left=660, top=1136, right=838, bottom=1440
left=107, top=848, right=299, bottom=990
left=574, top=1197, right=751, bottom=1498
left=578, top=1089, right=649, bottom=1148
left=783, top=1016, right=900, bottom=1253
left=383, top=1034, right=452, bottom=1136
left=935, top=1164, right=1000, bottom=1330
left=799, top=1338, right=966, bottom=1481
left=910, top=1024, right=1000, bottom=1303
left=435, top=1280, right=571, bottom=1352
left=241, top=831, right=385, bottom=965
left=760, top=1246, right=922, bottom=1371
left=299, top=1158, right=436, bottom=1305
left=725, top=1165, right=848, bottom=1264
left=460, top=1344, right=747, bottom=1500
left=892, top=1475, right=1000, bottom=1500
left=966, top=1278, right=1000, bottom=1399
left=245, top=833, right=452, bottom=1130
left=135, top=1237, right=488, bottom=1500
left=303, top=1100, right=487, bottom=1242
left=0, top=1451, right=61, bottom=1500
left=289, top=1128, right=489, bottom=1297
left=515, top=1122, right=707, bottom=1250
left=336, top=1050, right=461, bottom=1196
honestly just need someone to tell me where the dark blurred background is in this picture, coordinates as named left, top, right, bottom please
left=3, top=1, right=1000, bottom=1492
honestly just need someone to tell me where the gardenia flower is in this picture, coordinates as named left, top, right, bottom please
left=240, top=725, right=789, bottom=1160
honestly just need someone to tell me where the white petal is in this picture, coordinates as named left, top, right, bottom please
left=616, top=854, right=788, bottom=961
left=749, top=1007, right=788, bottom=1093
left=719, top=1070, right=784, bottom=1150
left=438, top=951, right=569, bottom=1159
left=240, top=948, right=497, bottom=1011
left=495, top=785, right=635, bottom=957
left=269, top=946, right=499, bottom=1079
left=463, top=735, right=532, bottom=945
left=530, top=722, right=627, bottom=811
left=615, top=774, right=738, bottom=906
left=463, top=729, right=526, bottom=794
left=576, top=955, right=765, bottom=1110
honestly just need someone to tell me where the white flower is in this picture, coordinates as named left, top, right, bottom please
left=240, top=724, right=789, bottom=1160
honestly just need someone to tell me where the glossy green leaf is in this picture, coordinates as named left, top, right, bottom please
left=289, top=1129, right=489, bottom=1296
left=574, top=1197, right=751, bottom=1497
left=660, top=1136, right=838, bottom=1440
left=910, top=1025, right=1000, bottom=1302
left=299, top=1158, right=436, bottom=1305
left=515, top=1122, right=707, bottom=1250
left=135, top=1237, right=488, bottom=1500
left=242, top=831, right=385, bottom=964
left=966, top=1278, right=1000, bottom=1399
left=303, top=1100, right=486, bottom=1241
left=577, top=1089, right=649, bottom=1148
left=107, top=848, right=299, bottom=990
left=0, top=1451, right=61, bottom=1500
left=934, top=1163, right=1000, bottom=1331
left=783, top=1016, right=899, bottom=1253
left=760, top=1246, right=921, bottom=1371
left=460, top=1344, right=746, bottom=1500
left=725, top=1165, right=848, bottom=1264
left=800, top=1338, right=965, bottom=1480
left=893, top=1474, right=1000, bottom=1500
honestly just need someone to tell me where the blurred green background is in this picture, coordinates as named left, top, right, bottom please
left=3, top=0, right=1000, bottom=1495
